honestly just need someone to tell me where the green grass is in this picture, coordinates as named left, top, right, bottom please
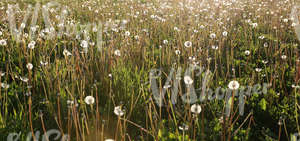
left=0, top=0, right=299, bottom=140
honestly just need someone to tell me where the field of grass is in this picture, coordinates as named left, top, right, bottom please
left=0, top=0, right=300, bottom=140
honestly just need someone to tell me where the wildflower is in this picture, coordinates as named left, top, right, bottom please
left=0, top=31, right=2, bottom=36
left=84, top=96, right=95, bottom=105
left=228, top=80, right=240, bottom=90
left=292, top=84, right=300, bottom=88
left=67, top=99, right=78, bottom=107
left=207, top=57, right=212, bottom=61
left=219, top=116, right=224, bottom=123
left=40, top=61, right=48, bottom=66
left=63, top=49, right=72, bottom=56
left=264, top=42, right=268, bottom=48
left=30, top=26, right=37, bottom=32
left=163, top=40, right=168, bottom=45
left=191, top=104, right=201, bottom=114
left=278, top=117, right=283, bottom=125
left=189, top=56, right=196, bottom=61
left=179, top=124, right=189, bottom=131
left=0, top=39, right=7, bottom=46
left=175, top=50, right=181, bottom=55
left=262, top=60, right=268, bottom=64
left=28, top=41, right=36, bottom=49
left=222, top=31, right=228, bottom=36
left=252, top=23, right=258, bottom=28
left=174, top=27, right=180, bottom=31
left=281, top=55, right=287, bottom=60
left=255, top=68, right=262, bottom=72
left=1, top=83, right=9, bottom=89
left=258, top=35, right=265, bottom=39
left=163, top=84, right=171, bottom=89
left=283, top=18, right=288, bottom=23
left=134, top=35, right=139, bottom=40
left=278, top=120, right=282, bottom=125
left=184, top=41, right=192, bottom=48
left=210, top=33, right=216, bottom=39
left=80, top=40, right=89, bottom=48
left=26, top=63, right=33, bottom=70
left=122, top=20, right=128, bottom=25
left=114, top=49, right=121, bottom=56
left=245, top=50, right=250, bottom=55
left=184, top=75, right=193, bottom=85
left=89, top=42, right=95, bottom=46
left=20, top=77, right=29, bottom=83
left=92, top=26, right=97, bottom=32
left=25, top=91, right=31, bottom=96
left=23, top=33, right=28, bottom=38
left=67, top=100, right=74, bottom=105
left=211, top=45, right=218, bottom=50
left=114, top=106, right=125, bottom=116
left=20, top=23, right=26, bottom=29
left=0, top=72, right=5, bottom=77
left=125, top=31, right=130, bottom=36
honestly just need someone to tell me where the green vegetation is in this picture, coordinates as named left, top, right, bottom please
left=0, top=0, right=299, bottom=140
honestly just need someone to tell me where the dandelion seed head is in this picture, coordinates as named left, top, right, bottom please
left=114, top=49, right=121, bottom=56
left=84, top=96, right=95, bottom=105
left=255, top=68, right=262, bottom=72
left=212, top=45, right=218, bottom=50
left=210, top=33, right=216, bottom=39
left=0, top=39, right=7, bottom=46
left=20, top=23, right=26, bottom=29
left=222, top=31, right=228, bottom=36
left=163, top=40, right=168, bottom=45
left=63, top=49, right=72, bottom=56
left=1, top=83, right=9, bottom=89
left=28, top=41, right=36, bottom=49
left=262, top=60, right=268, bottom=64
left=228, top=80, right=240, bottom=90
left=114, top=106, right=125, bottom=116
left=175, top=50, right=181, bottom=55
left=26, top=63, right=33, bottom=70
left=252, top=23, right=258, bottom=28
left=264, top=42, right=268, bottom=48
left=191, top=104, right=201, bottom=114
left=184, top=41, right=192, bottom=48
left=125, top=31, right=130, bottom=36
left=245, top=50, right=250, bottom=55
left=184, top=75, right=193, bottom=85
left=80, top=40, right=89, bottom=48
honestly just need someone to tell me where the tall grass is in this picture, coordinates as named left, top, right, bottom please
left=0, top=0, right=299, bottom=140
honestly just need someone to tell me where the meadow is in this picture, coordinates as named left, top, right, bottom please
left=0, top=0, right=299, bottom=140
